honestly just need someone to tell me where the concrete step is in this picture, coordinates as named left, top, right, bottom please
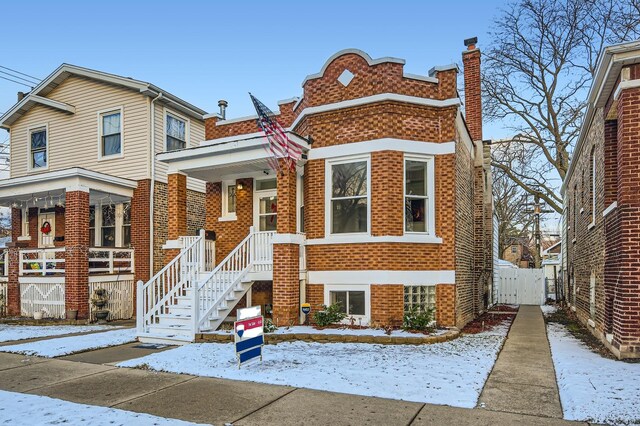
left=148, top=324, right=193, bottom=338
left=137, top=332, right=193, bottom=345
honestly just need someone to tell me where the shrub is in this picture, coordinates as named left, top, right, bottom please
left=263, top=318, right=277, bottom=333
left=402, top=306, right=435, bottom=332
left=313, top=303, right=347, bottom=327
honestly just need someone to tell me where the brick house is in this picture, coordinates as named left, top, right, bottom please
left=562, top=40, right=640, bottom=359
left=0, top=64, right=208, bottom=320
left=502, top=237, right=536, bottom=268
left=138, top=39, right=493, bottom=343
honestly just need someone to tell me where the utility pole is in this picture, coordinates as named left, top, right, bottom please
left=524, top=193, right=554, bottom=268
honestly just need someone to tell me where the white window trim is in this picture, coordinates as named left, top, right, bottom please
left=323, top=284, right=370, bottom=325
left=219, top=180, right=238, bottom=221
left=21, top=208, right=29, bottom=237
left=27, top=123, right=49, bottom=172
left=325, top=154, right=371, bottom=238
left=404, top=154, right=436, bottom=236
left=164, top=108, right=190, bottom=151
left=97, top=106, right=124, bottom=160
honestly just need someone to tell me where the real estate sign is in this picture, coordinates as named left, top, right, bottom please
left=235, top=306, right=264, bottom=367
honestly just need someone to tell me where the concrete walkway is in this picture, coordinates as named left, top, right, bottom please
left=478, top=305, right=564, bottom=419
left=0, top=319, right=584, bottom=426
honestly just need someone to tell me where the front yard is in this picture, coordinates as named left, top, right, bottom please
left=119, top=322, right=511, bottom=408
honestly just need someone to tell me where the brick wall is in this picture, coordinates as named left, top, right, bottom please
left=272, top=243, right=299, bottom=326
left=64, top=190, right=90, bottom=319
left=7, top=208, right=22, bottom=315
left=436, top=284, right=456, bottom=326
left=370, top=284, right=403, bottom=326
left=131, top=179, right=151, bottom=283
left=306, top=283, right=324, bottom=322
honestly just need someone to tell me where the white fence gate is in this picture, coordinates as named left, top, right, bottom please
left=497, top=268, right=545, bottom=305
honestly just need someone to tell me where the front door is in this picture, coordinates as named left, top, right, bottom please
left=254, top=190, right=277, bottom=231
left=38, top=212, right=55, bottom=248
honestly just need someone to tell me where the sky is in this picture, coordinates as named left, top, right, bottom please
left=0, top=0, right=560, bottom=232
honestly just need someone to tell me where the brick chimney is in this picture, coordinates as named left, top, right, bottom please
left=462, top=37, right=482, bottom=141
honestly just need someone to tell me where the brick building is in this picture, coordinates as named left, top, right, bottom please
left=562, top=40, right=640, bottom=359
left=0, top=64, right=208, bottom=321
left=138, top=39, right=493, bottom=343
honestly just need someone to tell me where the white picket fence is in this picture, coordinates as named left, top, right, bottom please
left=496, top=268, right=545, bottom=305
left=0, top=278, right=7, bottom=316
left=20, top=281, right=66, bottom=318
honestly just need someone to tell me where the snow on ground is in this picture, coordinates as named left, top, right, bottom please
left=0, top=390, right=209, bottom=426
left=119, top=324, right=510, bottom=408
left=211, top=325, right=448, bottom=337
left=540, top=304, right=558, bottom=316
left=0, top=328, right=136, bottom=357
left=547, top=323, right=640, bottom=425
left=0, top=324, right=118, bottom=343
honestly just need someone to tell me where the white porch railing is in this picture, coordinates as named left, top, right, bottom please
left=19, top=248, right=65, bottom=275
left=89, top=248, right=134, bottom=274
left=195, top=228, right=275, bottom=331
left=137, top=235, right=203, bottom=335
left=204, top=239, right=215, bottom=271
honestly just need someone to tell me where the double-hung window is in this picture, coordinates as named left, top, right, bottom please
left=329, top=158, right=369, bottom=234
left=30, top=127, right=47, bottom=169
left=122, top=202, right=131, bottom=247
left=404, top=156, right=434, bottom=234
left=166, top=113, right=187, bottom=151
left=100, top=111, right=122, bottom=157
left=221, top=182, right=237, bottom=218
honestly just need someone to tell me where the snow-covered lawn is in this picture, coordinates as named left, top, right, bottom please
left=0, top=328, right=136, bottom=357
left=0, top=390, right=209, bottom=425
left=539, top=304, right=557, bottom=316
left=211, top=325, right=448, bottom=337
left=0, top=324, right=118, bottom=343
left=548, top=323, right=640, bottom=425
left=119, top=325, right=509, bottom=408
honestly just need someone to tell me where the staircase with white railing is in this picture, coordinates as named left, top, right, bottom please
left=136, top=228, right=274, bottom=344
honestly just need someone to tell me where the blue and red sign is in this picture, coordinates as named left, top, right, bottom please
left=234, top=307, right=264, bottom=367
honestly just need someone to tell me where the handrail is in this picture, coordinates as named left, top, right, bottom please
left=19, top=248, right=65, bottom=276
left=195, top=229, right=275, bottom=330
left=89, top=248, right=134, bottom=274
left=137, top=235, right=202, bottom=335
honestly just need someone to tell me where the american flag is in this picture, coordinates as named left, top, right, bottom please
left=250, top=93, right=303, bottom=172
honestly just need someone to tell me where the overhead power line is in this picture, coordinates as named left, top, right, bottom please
left=0, top=74, right=34, bottom=88
left=0, top=65, right=41, bottom=83
left=0, top=70, right=39, bottom=86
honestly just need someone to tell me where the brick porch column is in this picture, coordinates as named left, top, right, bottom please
left=613, top=85, right=640, bottom=356
left=6, top=208, right=23, bottom=316
left=131, top=179, right=151, bottom=283
left=165, top=172, right=187, bottom=263
left=272, top=164, right=300, bottom=326
left=65, top=188, right=90, bottom=319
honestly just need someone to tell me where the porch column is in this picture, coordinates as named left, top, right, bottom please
left=131, top=179, right=151, bottom=282
left=165, top=172, right=187, bottom=263
left=272, top=163, right=301, bottom=326
left=65, top=187, right=90, bottom=319
left=6, top=208, right=23, bottom=316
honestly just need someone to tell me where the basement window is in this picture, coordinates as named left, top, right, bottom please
left=330, top=290, right=365, bottom=316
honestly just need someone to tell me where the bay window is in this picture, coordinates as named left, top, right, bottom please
left=404, top=156, right=435, bottom=235
left=328, top=158, right=369, bottom=234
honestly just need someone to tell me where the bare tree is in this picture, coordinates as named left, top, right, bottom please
left=485, top=0, right=640, bottom=213
left=492, top=142, right=535, bottom=257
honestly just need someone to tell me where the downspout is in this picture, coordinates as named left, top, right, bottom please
left=149, top=92, right=164, bottom=276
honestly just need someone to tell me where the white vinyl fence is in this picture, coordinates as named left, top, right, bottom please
left=20, top=281, right=66, bottom=318
left=496, top=268, right=545, bottom=305
left=0, top=278, right=7, bottom=316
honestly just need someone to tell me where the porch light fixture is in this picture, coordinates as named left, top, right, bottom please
left=237, top=182, right=244, bottom=190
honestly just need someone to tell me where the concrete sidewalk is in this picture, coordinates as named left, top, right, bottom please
left=478, top=305, right=564, bottom=419
left=0, top=335, right=582, bottom=425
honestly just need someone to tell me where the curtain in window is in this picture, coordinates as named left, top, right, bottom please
left=166, top=115, right=186, bottom=150
left=102, top=113, right=121, bottom=156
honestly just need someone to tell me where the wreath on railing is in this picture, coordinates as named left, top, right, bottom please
left=40, top=221, right=52, bottom=235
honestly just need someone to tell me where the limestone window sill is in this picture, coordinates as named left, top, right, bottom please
left=218, top=215, right=237, bottom=222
